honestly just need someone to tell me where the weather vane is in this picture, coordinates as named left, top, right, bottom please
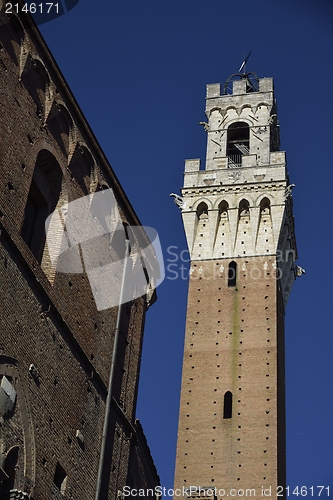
left=238, top=50, right=252, bottom=75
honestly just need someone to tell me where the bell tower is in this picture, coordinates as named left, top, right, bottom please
left=174, top=73, right=299, bottom=498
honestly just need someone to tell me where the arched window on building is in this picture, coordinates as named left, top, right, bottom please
left=68, top=145, right=94, bottom=196
left=223, top=391, right=233, bottom=419
left=21, top=150, right=63, bottom=263
left=227, top=122, right=249, bottom=166
left=47, top=103, right=73, bottom=158
left=239, top=198, right=250, bottom=218
left=21, top=57, right=51, bottom=118
left=21, top=180, right=48, bottom=260
left=196, top=202, right=208, bottom=219
left=260, top=197, right=270, bottom=214
left=6, top=14, right=24, bottom=67
left=218, top=200, right=229, bottom=218
left=228, top=261, right=237, bottom=287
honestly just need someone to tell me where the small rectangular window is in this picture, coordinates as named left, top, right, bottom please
left=228, top=261, right=237, bottom=287
left=54, top=462, right=67, bottom=494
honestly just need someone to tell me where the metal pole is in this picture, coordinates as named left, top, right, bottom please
left=95, top=237, right=131, bottom=500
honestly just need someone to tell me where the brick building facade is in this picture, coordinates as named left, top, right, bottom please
left=174, top=74, right=298, bottom=498
left=0, top=4, right=159, bottom=499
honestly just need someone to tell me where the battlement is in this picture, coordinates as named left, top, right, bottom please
left=202, top=75, right=280, bottom=171
left=206, top=77, right=273, bottom=99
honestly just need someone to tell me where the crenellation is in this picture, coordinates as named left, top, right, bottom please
left=259, top=77, right=274, bottom=92
left=232, top=79, right=247, bottom=95
left=185, top=158, right=201, bottom=172
left=206, top=83, right=221, bottom=99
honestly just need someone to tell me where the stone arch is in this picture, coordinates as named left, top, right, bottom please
left=218, top=200, right=229, bottom=214
left=225, top=106, right=239, bottom=121
left=0, top=356, right=36, bottom=497
left=21, top=149, right=68, bottom=281
left=256, top=196, right=274, bottom=254
left=209, top=108, right=223, bottom=130
left=240, top=104, right=252, bottom=113
left=213, top=196, right=232, bottom=210
left=0, top=14, right=25, bottom=67
left=225, top=105, right=238, bottom=113
left=21, top=56, right=52, bottom=119
left=259, top=196, right=271, bottom=213
left=255, top=193, right=274, bottom=208
left=226, top=117, right=252, bottom=127
left=255, top=102, right=269, bottom=113
left=193, top=198, right=212, bottom=213
left=212, top=200, right=231, bottom=256
left=46, top=101, right=74, bottom=157
left=68, top=143, right=97, bottom=196
left=192, top=201, right=211, bottom=259
left=208, top=106, right=222, bottom=115
left=196, top=201, right=209, bottom=219
left=238, top=193, right=254, bottom=206
left=238, top=198, right=250, bottom=217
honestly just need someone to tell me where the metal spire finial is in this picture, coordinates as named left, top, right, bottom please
left=238, top=51, right=252, bottom=74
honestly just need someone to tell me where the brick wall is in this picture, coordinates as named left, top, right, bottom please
left=174, top=257, right=285, bottom=498
left=0, top=6, right=159, bottom=499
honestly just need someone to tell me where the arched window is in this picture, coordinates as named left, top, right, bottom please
left=223, top=391, right=233, bottom=419
left=5, top=14, right=24, bottom=66
left=21, top=150, right=63, bottom=263
left=21, top=180, right=48, bottom=259
left=239, top=198, right=250, bottom=218
left=227, top=122, right=250, bottom=166
left=260, top=197, right=270, bottom=215
left=228, top=261, right=237, bottom=287
left=196, top=202, right=208, bottom=219
left=68, top=145, right=94, bottom=196
left=21, top=57, right=50, bottom=118
left=218, top=200, right=229, bottom=216
left=47, top=103, right=73, bottom=157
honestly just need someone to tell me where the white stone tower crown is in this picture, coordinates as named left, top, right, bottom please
left=181, top=73, right=297, bottom=305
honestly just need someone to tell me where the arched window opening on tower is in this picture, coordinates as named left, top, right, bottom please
left=196, top=202, right=208, bottom=219
left=227, top=122, right=250, bottom=167
left=218, top=200, right=229, bottom=217
left=223, top=391, right=233, bottom=419
left=228, top=261, right=237, bottom=287
left=260, top=197, right=271, bottom=215
left=239, top=199, right=250, bottom=218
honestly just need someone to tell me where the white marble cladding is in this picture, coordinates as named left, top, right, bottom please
left=203, top=78, right=277, bottom=170
left=181, top=76, right=297, bottom=306
left=181, top=180, right=287, bottom=259
left=184, top=155, right=286, bottom=188
left=180, top=179, right=296, bottom=305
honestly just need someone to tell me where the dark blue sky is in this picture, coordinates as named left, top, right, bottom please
left=39, top=0, right=333, bottom=494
